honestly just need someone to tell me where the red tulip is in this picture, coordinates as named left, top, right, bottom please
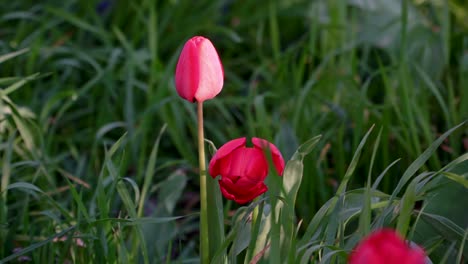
left=208, top=137, right=285, bottom=204
left=348, top=229, right=427, bottom=264
left=175, top=36, right=224, bottom=102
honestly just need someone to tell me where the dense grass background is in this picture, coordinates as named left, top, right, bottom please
left=0, top=0, right=467, bottom=263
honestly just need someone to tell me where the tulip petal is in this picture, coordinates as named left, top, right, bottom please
left=210, top=137, right=286, bottom=204
left=252, top=137, right=285, bottom=175
left=221, top=176, right=264, bottom=195
left=348, top=229, right=426, bottom=264
left=219, top=176, right=267, bottom=204
left=194, top=38, right=224, bottom=102
left=208, top=137, right=246, bottom=178
left=175, top=38, right=200, bottom=102
left=218, top=184, right=236, bottom=201
left=217, top=148, right=268, bottom=182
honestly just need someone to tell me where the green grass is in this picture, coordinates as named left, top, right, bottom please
left=0, top=0, right=467, bottom=263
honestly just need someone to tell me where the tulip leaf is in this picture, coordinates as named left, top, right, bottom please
left=212, top=199, right=266, bottom=263
left=139, top=170, right=188, bottom=260
left=396, top=172, right=431, bottom=237
left=283, top=135, right=322, bottom=206
left=232, top=219, right=251, bottom=255
left=298, top=198, right=335, bottom=247
left=205, top=139, right=218, bottom=155
left=292, top=135, right=322, bottom=160
left=441, top=172, right=468, bottom=188
left=206, top=163, right=225, bottom=262
left=278, top=135, right=321, bottom=261
left=421, top=212, right=468, bottom=263
left=282, top=160, right=305, bottom=206
left=419, top=212, right=466, bottom=245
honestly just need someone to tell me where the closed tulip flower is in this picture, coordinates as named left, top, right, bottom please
left=348, top=229, right=427, bottom=264
left=208, top=137, right=285, bottom=204
left=175, top=36, right=224, bottom=102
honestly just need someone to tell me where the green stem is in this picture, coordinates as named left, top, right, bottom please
left=246, top=199, right=262, bottom=261
left=198, top=101, right=209, bottom=264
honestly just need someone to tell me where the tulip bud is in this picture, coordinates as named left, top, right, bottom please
left=348, top=229, right=427, bottom=264
left=208, top=137, right=285, bottom=204
left=175, top=36, right=224, bottom=102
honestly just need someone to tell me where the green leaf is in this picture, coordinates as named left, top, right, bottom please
left=204, top=138, right=218, bottom=156
left=87, top=215, right=192, bottom=226
left=63, top=176, right=91, bottom=221
left=5, top=182, right=44, bottom=195
left=396, top=172, right=432, bottom=236
left=2, top=96, right=36, bottom=151
left=0, top=226, right=76, bottom=263
left=359, top=128, right=382, bottom=236
left=121, top=177, right=141, bottom=207
left=414, top=64, right=451, bottom=127
left=46, top=7, right=107, bottom=38
left=300, top=244, right=323, bottom=264
left=376, top=122, right=467, bottom=232
left=291, top=135, right=322, bottom=161
left=457, top=230, right=468, bottom=263
left=96, top=122, right=128, bottom=140
left=284, top=135, right=322, bottom=199
left=107, top=132, right=128, bottom=158
left=335, top=125, right=374, bottom=195
left=1, top=73, right=39, bottom=96
left=298, top=198, right=335, bottom=247
left=156, top=171, right=187, bottom=214
left=116, top=180, right=149, bottom=264
left=419, top=212, right=466, bottom=242
left=390, top=122, right=465, bottom=199
left=0, top=48, right=28, bottom=64
left=441, top=172, right=468, bottom=188
left=206, top=167, right=226, bottom=262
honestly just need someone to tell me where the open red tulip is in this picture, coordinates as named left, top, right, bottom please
left=208, top=137, right=285, bottom=204
left=175, top=36, right=224, bottom=102
left=348, top=229, right=427, bottom=264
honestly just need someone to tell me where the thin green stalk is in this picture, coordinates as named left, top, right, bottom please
left=246, top=199, right=262, bottom=262
left=198, top=101, right=209, bottom=264
left=399, top=0, right=422, bottom=160
left=269, top=0, right=280, bottom=62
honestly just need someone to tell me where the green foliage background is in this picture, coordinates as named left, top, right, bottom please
left=0, top=0, right=467, bottom=263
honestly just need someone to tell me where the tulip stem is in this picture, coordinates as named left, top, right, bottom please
left=197, top=101, right=209, bottom=264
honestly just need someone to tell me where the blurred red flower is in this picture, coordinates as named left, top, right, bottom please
left=175, top=36, right=224, bottom=102
left=348, top=229, right=427, bottom=264
left=208, top=137, right=285, bottom=204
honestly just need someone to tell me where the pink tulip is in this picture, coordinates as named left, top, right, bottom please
left=175, top=36, right=224, bottom=102
left=348, top=229, right=427, bottom=264
left=208, top=137, right=285, bottom=204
